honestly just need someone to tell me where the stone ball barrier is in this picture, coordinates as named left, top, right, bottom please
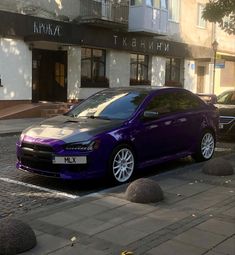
left=202, top=158, right=234, bottom=176
left=125, top=178, right=164, bottom=203
left=0, top=219, right=36, bottom=255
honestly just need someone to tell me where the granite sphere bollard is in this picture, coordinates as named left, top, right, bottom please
left=202, top=158, right=234, bottom=176
left=0, top=219, right=37, bottom=255
left=125, top=178, right=164, bottom=203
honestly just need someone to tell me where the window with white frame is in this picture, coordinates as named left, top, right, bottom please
left=168, top=0, right=180, bottom=22
left=197, top=4, right=206, bottom=28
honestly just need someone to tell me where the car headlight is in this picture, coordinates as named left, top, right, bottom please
left=65, top=140, right=100, bottom=151
left=20, top=133, right=25, bottom=141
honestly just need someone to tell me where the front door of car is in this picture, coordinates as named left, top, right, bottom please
left=136, top=113, right=181, bottom=162
left=133, top=92, right=181, bottom=162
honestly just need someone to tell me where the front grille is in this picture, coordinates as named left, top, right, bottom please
left=21, top=142, right=54, bottom=152
left=219, top=116, right=235, bottom=125
left=19, top=142, right=88, bottom=175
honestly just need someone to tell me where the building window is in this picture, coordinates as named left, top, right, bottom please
left=165, top=58, right=182, bottom=87
left=168, top=0, right=180, bottom=22
left=81, top=48, right=108, bottom=88
left=130, top=0, right=143, bottom=6
left=197, top=4, right=206, bottom=28
left=130, top=54, right=150, bottom=85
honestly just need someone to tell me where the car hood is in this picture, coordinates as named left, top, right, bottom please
left=22, top=115, right=124, bottom=143
left=215, top=104, right=235, bottom=117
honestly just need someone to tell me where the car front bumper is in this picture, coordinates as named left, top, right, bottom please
left=218, top=116, right=235, bottom=139
left=16, top=137, right=108, bottom=180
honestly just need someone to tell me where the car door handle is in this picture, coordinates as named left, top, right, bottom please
left=173, top=117, right=187, bottom=125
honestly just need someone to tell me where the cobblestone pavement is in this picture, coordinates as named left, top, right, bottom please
left=1, top=134, right=235, bottom=220
left=19, top=153, right=235, bottom=255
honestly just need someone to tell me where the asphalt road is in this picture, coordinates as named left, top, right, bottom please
left=0, top=134, right=235, bottom=219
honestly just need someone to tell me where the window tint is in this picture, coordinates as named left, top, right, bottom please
left=173, top=91, right=204, bottom=111
left=146, top=93, right=172, bottom=115
left=145, top=91, right=204, bottom=116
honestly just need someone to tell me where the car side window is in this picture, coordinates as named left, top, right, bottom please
left=145, top=93, right=173, bottom=116
left=145, top=91, right=203, bottom=117
left=217, top=91, right=233, bottom=104
left=230, top=92, right=235, bottom=104
left=174, top=91, right=204, bottom=111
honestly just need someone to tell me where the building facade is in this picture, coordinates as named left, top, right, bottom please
left=0, top=0, right=234, bottom=106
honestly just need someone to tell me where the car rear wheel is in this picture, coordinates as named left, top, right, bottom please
left=108, top=145, right=135, bottom=184
left=192, top=131, right=215, bottom=162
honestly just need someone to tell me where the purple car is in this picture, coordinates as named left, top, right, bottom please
left=16, top=87, right=219, bottom=184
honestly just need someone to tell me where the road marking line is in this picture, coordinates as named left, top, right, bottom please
left=0, top=177, right=79, bottom=199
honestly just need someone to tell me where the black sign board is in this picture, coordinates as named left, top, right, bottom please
left=0, top=10, right=211, bottom=59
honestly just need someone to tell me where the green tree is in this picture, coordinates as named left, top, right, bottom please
left=202, top=0, right=235, bottom=35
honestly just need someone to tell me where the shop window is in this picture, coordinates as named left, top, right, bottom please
left=130, top=54, right=150, bottom=85
left=165, top=58, right=182, bottom=87
left=197, top=4, right=206, bottom=28
left=168, top=0, right=180, bottom=22
left=81, top=48, right=108, bottom=88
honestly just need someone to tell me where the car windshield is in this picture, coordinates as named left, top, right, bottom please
left=66, top=90, right=149, bottom=120
left=217, top=91, right=235, bottom=105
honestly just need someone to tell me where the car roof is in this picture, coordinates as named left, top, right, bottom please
left=103, top=86, right=187, bottom=94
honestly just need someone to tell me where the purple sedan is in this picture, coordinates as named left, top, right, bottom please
left=16, top=87, right=219, bottom=184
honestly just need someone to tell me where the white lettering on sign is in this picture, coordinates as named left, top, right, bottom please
left=113, top=35, right=170, bottom=53
left=33, top=21, right=62, bottom=37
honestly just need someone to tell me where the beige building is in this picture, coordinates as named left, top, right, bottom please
left=0, top=0, right=234, bottom=111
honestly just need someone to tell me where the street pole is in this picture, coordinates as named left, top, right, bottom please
left=212, top=40, right=218, bottom=94
left=212, top=49, right=216, bottom=94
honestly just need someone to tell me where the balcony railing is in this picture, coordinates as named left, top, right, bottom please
left=79, top=0, right=128, bottom=25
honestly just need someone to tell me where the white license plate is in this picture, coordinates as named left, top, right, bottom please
left=219, top=123, right=224, bottom=129
left=53, top=156, right=87, bottom=164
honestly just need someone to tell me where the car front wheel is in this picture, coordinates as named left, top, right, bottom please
left=108, top=145, right=135, bottom=184
left=192, top=131, right=215, bottom=162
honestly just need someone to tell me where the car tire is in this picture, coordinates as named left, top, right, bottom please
left=108, top=145, right=135, bottom=184
left=192, top=130, right=215, bottom=162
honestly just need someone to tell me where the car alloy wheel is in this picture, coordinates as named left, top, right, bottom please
left=111, top=147, right=135, bottom=183
left=201, top=132, right=215, bottom=159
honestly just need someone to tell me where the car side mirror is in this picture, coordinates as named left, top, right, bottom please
left=69, top=104, right=76, bottom=110
left=143, top=111, right=159, bottom=120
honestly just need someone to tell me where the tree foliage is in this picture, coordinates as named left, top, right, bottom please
left=202, top=0, right=235, bottom=35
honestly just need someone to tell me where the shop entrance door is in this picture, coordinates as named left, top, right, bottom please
left=32, top=49, right=67, bottom=102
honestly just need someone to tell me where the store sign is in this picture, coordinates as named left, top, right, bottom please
left=33, top=21, right=62, bottom=37
left=215, top=59, right=225, bottom=68
left=113, top=35, right=170, bottom=53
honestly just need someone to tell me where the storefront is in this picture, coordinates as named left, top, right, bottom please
left=0, top=10, right=213, bottom=105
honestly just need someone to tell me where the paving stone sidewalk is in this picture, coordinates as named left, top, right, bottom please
left=16, top=153, right=235, bottom=255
